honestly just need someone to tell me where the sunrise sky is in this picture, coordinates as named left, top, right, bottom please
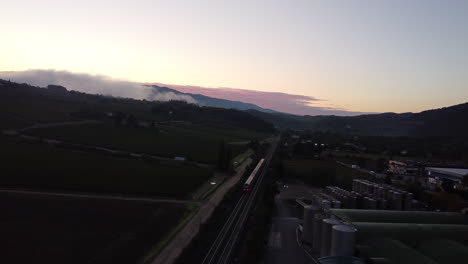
left=1, top=0, right=467, bottom=115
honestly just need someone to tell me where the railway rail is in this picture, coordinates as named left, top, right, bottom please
left=202, top=136, right=279, bottom=264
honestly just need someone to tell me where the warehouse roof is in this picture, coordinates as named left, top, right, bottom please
left=330, top=209, right=468, bottom=225
left=426, top=167, right=468, bottom=179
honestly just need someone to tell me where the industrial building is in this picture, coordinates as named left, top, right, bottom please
left=388, top=160, right=421, bottom=176
left=425, top=167, right=468, bottom=191
left=296, top=181, right=468, bottom=264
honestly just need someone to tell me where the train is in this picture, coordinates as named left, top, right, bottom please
left=243, top=158, right=265, bottom=192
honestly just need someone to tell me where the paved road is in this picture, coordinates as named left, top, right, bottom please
left=337, top=161, right=386, bottom=179
left=264, top=183, right=316, bottom=264
left=150, top=158, right=253, bottom=264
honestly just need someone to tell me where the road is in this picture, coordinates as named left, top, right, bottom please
left=202, top=135, right=280, bottom=264
left=150, top=158, right=253, bottom=264
left=337, top=161, right=386, bottom=179
left=265, top=183, right=319, bottom=264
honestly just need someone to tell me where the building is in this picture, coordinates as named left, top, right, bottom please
left=425, top=167, right=468, bottom=191
left=388, top=160, right=421, bottom=181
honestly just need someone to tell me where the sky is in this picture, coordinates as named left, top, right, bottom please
left=1, top=0, right=467, bottom=115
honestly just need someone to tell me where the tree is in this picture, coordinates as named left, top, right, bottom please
left=217, top=141, right=227, bottom=171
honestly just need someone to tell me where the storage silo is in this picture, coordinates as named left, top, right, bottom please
left=349, top=195, right=357, bottom=209
left=313, top=213, right=327, bottom=251
left=330, top=225, right=357, bottom=257
left=332, top=200, right=342, bottom=209
left=403, top=193, right=413, bottom=211
left=321, top=218, right=342, bottom=257
left=322, top=199, right=332, bottom=209
left=378, top=199, right=388, bottom=210
left=302, top=205, right=320, bottom=244
left=392, top=192, right=403, bottom=210
left=368, top=198, right=378, bottom=210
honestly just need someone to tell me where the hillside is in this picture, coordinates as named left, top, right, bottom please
left=249, top=103, right=468, bottom=138
left=0, top=79, right=274, bottom=133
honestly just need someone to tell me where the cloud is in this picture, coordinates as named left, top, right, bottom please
left=0, top=70, right=197, bottom=104
left=146, top=87, right=197, bottom=104
left=0, top=70, right=365, bottom=116
left=147, top=83, right=365, bottom=116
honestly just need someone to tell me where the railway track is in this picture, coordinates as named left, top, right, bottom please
left=202, top=136, right=279, bottom=264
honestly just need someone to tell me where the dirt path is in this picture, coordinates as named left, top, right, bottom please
left=150, top=158, right=252, bottom=264
left=16, top=119, right=102, bottom=132
left=0, top=188, right=202, bottom=205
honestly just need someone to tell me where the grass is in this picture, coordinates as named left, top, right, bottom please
left=0, top=95, right=80, bottom=124
left=26, top=122, right=264, bottom=164
left=140, top=204, right=200, bottom=264
left=0, top=112, right=34, bottom=130
left=232, top=148, right=254, bottom=168
left=0, top=192, right=187, bottom=264
left=0, top=135, right=212, bottom=197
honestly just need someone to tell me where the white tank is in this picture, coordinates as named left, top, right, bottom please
left=341, top=195, right=349, bottom=208
left=312, top=214, right=326, bottom=251
left=403, top=192, right=413, bottom=211
left=379, top=199, right=388, bottom=210
left=349, top=195, right=357, bottom=209
left=373, top=185, right=379, bottom=196
left=302, top=205, right=320, bottom=244
left=320, top=218, right=342, bottom=257
left=332, top=200, right=342, bottom=209
left=393, top=192, right=403, bottom=210
left=368, top=198, right=377, bottom=210
left=330, top=225, right=357, bottom=257
left=378, top=186, right=384, bottom=199
left=387, top=190, right=394, bottom=202
left=322, top=199, right=332, bottom=209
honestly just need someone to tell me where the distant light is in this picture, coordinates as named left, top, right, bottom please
left=210, top=182, right=217, bottom=185
left=315, top=143, right=318, bottom=146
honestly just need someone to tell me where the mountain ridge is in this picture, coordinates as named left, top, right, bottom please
left=146, top=85, right=277, bottom=113
left=248, top=102, right=468, bottom=138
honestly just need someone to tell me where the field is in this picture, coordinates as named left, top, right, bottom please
left=0, top=135, right=211, bottom=197
left=283, top=158, right=375, bottom=189
left=25, top=122, right=265, bottom=164
left=0, top=192, right=187, bottom=264
left=0, top=94, right=80, bottom=125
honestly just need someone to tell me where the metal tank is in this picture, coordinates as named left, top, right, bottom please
left=330, top=225, right=357, bottom=257
left=302, top=205, right=320, bottom=244
left=313, top=213, right=327, bottom=251
left=321, top=218, right=342, bottom=257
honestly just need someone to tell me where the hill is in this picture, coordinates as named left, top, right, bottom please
left=248, top=103, right=468, bottom=138
left=0, top=79, right=274, bottom=133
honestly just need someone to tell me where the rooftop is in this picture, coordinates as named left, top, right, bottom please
left=425, top=167, right=468, bottom=178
